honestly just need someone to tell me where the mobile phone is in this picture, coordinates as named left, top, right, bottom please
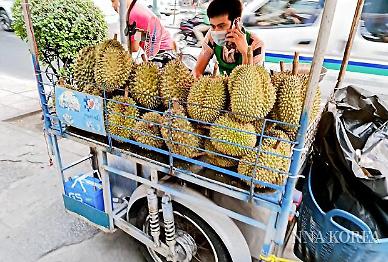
left=232, top=18, right=241, bottom=30
left=226, top=18, right=240, bottom=49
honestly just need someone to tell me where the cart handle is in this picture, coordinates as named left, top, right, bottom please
left=326, top=209, right=375, bottom=242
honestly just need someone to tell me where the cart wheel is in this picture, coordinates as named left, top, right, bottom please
left=136, top=202, right=232, bottom=262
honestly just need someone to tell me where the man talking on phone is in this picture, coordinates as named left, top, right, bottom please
left=193, top=0, right=265, bottom=78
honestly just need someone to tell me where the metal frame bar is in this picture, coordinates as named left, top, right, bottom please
left=61, top=154, right=93, bottom=172
left=60, top=129, right=284, bottom=209
left=114, top=217, right=171, bottom=257
left=104, top=165, right=268, bottom=230
left=273, top=0, right=339, bottom=250
left=99, top=151, right=115, bottom=231
left=21, top=0, right=54, bottom=154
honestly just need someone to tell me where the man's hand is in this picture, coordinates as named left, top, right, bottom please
left=226, top=27, right=248, bottom=56
left=112, top=0, right=120, bottom=12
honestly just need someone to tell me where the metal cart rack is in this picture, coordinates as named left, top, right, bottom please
left=20, top=0, right=364, bottom=260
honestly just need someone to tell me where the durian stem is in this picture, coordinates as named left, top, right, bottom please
left=198, top=125, right=211, bottom=130
left=212, top=62, right=219, bottom=77
left=247, top=46, right=253, bottom=64
left=58, top=78, right=65, bottom=86
left=172, top=99, right=180, bottom=112
left=195, top=152, right=207, bottom=157
left=113, top=34, right=118, bottom=41
left=280, top=61, right=285, bottom=72
left=141, top=53, right=147, bottom=62
left=124, top=86, right=129, bottom=98
left=273, top=140, right=281, bottom=150
left=172, top=41, right=178, bottom=53
left=292, top=52, right=299, bottom=75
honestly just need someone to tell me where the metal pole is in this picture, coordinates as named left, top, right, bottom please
left=173, top=0, right=177, bottom=25
left=21, top=0, right=51, bottom=132
left=100, top=151, right=115, bottom=231
left=21, top=0, right=55, bottom=158
left=303, top=0, right=339, bottom=116
left=335, top=0, right=365, bottom=89
left=273, top=0, right=339, bottom=246
left=153, top=0, right=161, bottom=18
left=119, top=0, right=128, bottom=47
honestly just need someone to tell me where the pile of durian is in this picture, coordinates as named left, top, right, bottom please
left=70, top=41, right=321, bottom=189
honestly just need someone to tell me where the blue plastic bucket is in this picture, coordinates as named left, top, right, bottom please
left=296, top=167, right=388, bottom=262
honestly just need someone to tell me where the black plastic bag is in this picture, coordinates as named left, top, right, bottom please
left=321, top=86, right=388, bottom=199
left=312, top=85, right=388, bottom=237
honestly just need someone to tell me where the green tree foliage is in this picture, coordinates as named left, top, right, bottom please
left=12, top=0, right=107, bottom=75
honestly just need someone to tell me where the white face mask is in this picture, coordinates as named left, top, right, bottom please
left=210, top=30, right=227, bottom=46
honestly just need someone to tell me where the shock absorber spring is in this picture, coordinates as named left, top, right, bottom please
left=162, top=194, right=176, bottom=259
left=147, top=188, right=160, bottom=246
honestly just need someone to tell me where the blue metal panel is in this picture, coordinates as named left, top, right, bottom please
left=56, top=86, right=106, bottom=136
left=63, top=194, right=110, bottom=229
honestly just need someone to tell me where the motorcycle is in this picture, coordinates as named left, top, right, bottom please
left=175, top=14, right=207, bottom=46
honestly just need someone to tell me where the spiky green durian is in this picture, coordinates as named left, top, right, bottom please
left=130, top=62, right=161, bottom=109
left=273, top=74, right=321, bottom=135
left=187, top=76, right=226, bottom=123
left=273, top=75, right=303, bottom=131
left=204, top=139, right=238, bottom=167
left=160, top=104, right=201, bottom=158
left=95, top=40, right=132, bottom=93
left=210, top=114, right=256, bottom=157
left=107, top=96, right=139, bottom=139
left=252, top=113, right=277, bottom=135
left=95, top=39, right=124, bottom=55
left=82, top=84, right=102, bottom=96
left=133, top=112, right=164, bottom=148
left=238, top=134, right=292, bottom=188
left=73, top=46, right=96, bottom=91
left=228, top=65, right=276, bottom=122
left=160, top=59, right=194, bottom=107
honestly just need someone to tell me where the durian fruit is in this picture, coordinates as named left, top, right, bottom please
left=273, top=75, right=303, bottom=131
left=73, top=46, right=96, bottom=91
left=210, top=114, right=256, bottom=157
left=95, top=38, right=124, bottom=58
left=252, top=113, right=277, bottom=135
left=131, top=62, right=161, bottom=109
left=133, top=112, right=164, bottom=148
left=95, top=39, right=132, bottom=93
left=82, top=84, right=102, bottom=96
left=125, top=63, right=139, bottom=93
left=160, top=59, right=194, bottom=107
left=271, top=70, right=310, bottom=92
left=273, top=74, right=321, bottom=135
left=187, top=76, right=226, bottom=123
left=228, top=65, right=276, bottom=122
left=238, top=134, right=292, bottom=188
left=107, top=96, right=139, bottom=139
left=271, top=71, right=290, bottom=91
left=160, top=104, right=201, bottom=158
left=204, top=140, right=238, bottom=167
left=262, top=129, right=290, bottom=146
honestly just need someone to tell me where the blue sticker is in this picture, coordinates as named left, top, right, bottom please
left=56, top=86, right=106, bottom=136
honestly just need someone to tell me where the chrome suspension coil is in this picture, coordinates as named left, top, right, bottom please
left=162, top=194, right=177, bottom=260
left=147, top=188, right=160, bottom=246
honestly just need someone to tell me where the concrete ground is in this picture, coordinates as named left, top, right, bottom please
left=0, top=113, right=146, bottom=262
left=0, top=70, right=146, bottom=261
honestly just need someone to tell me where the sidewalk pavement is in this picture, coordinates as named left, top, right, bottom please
left=0, top=112, right=144, bottom=261
left=0, top=74, right=41, bottom=121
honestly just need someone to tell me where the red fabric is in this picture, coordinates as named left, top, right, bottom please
left=129, top=3, right=173, bottom=54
